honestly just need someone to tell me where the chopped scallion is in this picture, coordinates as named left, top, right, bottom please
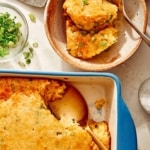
left=33, top=42, right=38, bottom=48
left=0, top=12, right=22, bottom=57
left=28, top=13, right=36, bottom=23
left=82, top=0, right=89, bottom=5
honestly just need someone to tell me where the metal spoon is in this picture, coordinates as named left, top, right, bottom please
left=48, top=85, right=108, bottom=150
left=112, top=0, right=150, bottom=46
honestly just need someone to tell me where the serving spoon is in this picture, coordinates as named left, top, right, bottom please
left=112, top=0, right=150, bottom=46
left=48, top=85, right=108, bottom=150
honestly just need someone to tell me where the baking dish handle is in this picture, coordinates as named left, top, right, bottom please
left=117, top=98, right=137, bottom=150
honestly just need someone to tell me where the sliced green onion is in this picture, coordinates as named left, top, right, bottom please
left=82, top=0, right=89, bottom=5
left=26, top=58, right=31, bottom=64
left=18, top=61, right=26, bottom=67
left=28, top=13, right=36, bottom=23
left=0, top=12, right=22, bottom=57
left=33, top=42, right=38, bottom=48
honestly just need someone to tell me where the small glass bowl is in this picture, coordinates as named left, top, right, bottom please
left=0, top=2, right=29, bottom=63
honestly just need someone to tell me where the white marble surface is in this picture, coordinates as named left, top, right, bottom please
left=0, top=0, right=150, bottom=149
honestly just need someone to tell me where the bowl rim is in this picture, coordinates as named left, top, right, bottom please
left=0, top=2, right=29, bottom=63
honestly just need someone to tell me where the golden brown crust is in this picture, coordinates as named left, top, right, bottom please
left=0, top=77, right=67, bottom=103
left=66, top=18, right=118, bottom=59
left=0, top=77, right=111, bottom=149
left=63, top=0, right=118, bottom=31
left=41, top=80, right=67, bottom=104
left=63, top=0, right=119, bottom=60
left=94, top=98, right=106, bottom=110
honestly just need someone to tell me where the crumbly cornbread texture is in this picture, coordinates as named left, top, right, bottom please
left=0, top=77, right=110, bottom=150
left=63, top=0, right=119, bottom=59
left=63, top=0, right=118, bottom=31
left=0, top=92, right=94, bottom=150
left=66, top=18, right=118, bottom=59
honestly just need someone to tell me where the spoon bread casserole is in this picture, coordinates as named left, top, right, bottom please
left=0, top=77, right=110, bottom=150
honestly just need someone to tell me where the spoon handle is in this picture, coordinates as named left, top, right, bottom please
left=85, top=126, right=108, bottom=150
left=122, top=1, right=150, bottom=47
left=112, top=0, right=150, bottom=46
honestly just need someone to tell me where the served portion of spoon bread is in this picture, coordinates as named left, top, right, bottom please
left=63, top=0, right=119, bottom=59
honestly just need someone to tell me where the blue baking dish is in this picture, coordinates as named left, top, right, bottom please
left=0, top=70, right=137, bottom=150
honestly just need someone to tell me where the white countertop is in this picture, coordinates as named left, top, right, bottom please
left=1, top=0, right=150, bottom=149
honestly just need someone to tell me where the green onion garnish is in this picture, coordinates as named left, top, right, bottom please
left=28, top=13, right=36, bottom=23
left=0, top=12, right=22, bottom=57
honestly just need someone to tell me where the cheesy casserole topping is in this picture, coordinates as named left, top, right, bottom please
left=0, top=77, right=110, bottom=150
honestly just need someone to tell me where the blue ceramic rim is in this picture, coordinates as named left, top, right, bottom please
left=0, top=69, right=137, bottom=150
